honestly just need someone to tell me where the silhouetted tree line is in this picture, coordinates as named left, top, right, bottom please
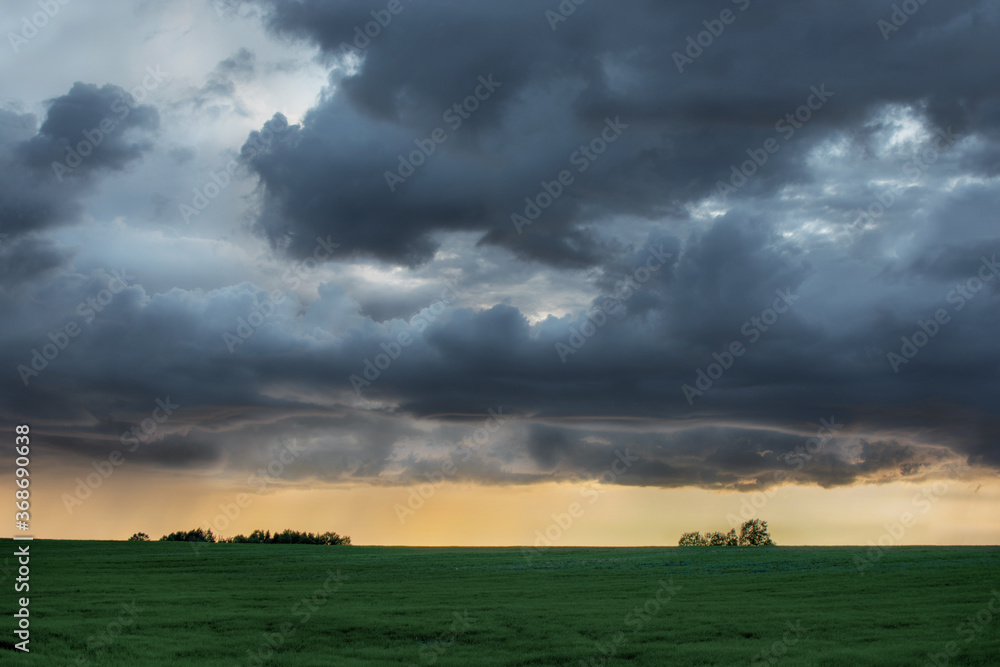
left=159, top=528, right=216, bottom=542
left=221, top=529, right=351, bottom=545
left=138, top=528, right=351, bottom=545
left=678, top=519, right=774, bottom=547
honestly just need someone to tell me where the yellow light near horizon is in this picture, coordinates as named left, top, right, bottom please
left=27, top=462, right=1000, bottom=547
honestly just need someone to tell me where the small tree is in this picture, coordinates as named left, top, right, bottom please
left=707, top=531, right=728, bottom=546
left=128, top=532, right=150, bottom=542
left=678, top=531, right=709, bottom=546
left=738, top=519, right=774, bottom=547
left=725, top=528, right=738, bottom=546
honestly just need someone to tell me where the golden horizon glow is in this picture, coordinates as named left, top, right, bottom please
left=22, top=462, right=1000, bottom=546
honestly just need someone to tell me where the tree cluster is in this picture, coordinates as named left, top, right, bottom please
left=220, top=529, right=351, bottom=545
left=160, top=528, right=216, bottom=542
left=150, top=528, right=351, bottom=545
left=678, top=519, right=775, bottom=547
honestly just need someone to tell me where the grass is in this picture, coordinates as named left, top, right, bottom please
left=2, top=541, right=999, bottom=665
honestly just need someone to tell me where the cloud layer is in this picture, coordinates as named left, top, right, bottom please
left=1, top=0, right=998, bottom=498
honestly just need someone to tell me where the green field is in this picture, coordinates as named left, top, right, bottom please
left=3, top=541, right=999, bottom=666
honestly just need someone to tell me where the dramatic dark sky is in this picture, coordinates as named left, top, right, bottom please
left=1, top=0, right=997, bottom=544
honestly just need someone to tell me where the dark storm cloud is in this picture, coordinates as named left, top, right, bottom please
left=2, top=1, right=999, bottom=496
left=0, top=109, right=81, bottom=238
left=242, top=0, right=1000, bottom=267
left=2, top=207, right=991, bottom=490
left=17, top=82, right=160, bottom=175
left=0, top=235, right=75, bottom=290
left=0, top=83, right=159, bottom=242
left=41, top=432, right=223, bottom=469
left=897, top=238, right=1000, bottom=285
left=513, top=423, right=950, bottom=491
left=527, top=424, right=575, bottom=470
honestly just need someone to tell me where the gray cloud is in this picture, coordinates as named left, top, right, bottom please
left=0, top=0, right=998, bottom=497
left=0, top=83, right=159, bottom=244
left=242, top=0, right=1000, bottom=268
left=18, top=82, right=159, bottom=176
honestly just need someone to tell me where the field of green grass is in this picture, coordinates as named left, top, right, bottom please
left=2, top=541, right=998, bottom=665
